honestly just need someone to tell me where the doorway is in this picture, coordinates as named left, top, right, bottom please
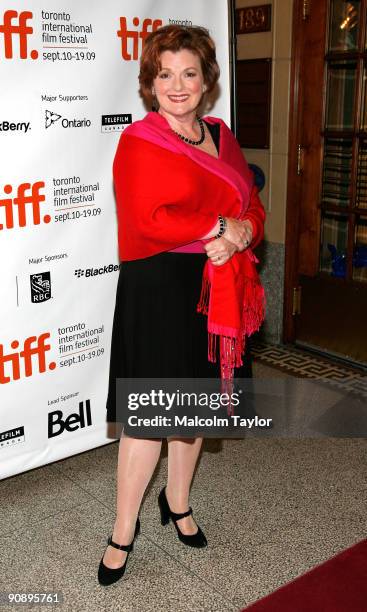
left=284, top=0, right=367, bottom=366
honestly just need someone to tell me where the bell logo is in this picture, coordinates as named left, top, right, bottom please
left=0, top=10, right=38, bottom=59
left=48, top=400, right=92, bottom=438
left=0, top=181, right=49, bottom=230
left=117, top=17, right=162, bottom=60
left=0, top=333, right=56, bottom=384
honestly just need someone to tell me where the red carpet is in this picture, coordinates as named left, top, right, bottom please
left=243, top=539, right=367, bottom=612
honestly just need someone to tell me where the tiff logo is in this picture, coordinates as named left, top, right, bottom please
left=0, top=182, right=50, bottom=230
left=0, top=10, right=38, bottom=59
left=117, top=17, right=162, bottom=60
left=0, top=334, right=56, bottom=384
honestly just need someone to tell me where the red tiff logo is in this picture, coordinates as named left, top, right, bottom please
left=0, top=334, right=56, bottom=384
left=0, top=182, right=49, bottom=230
left=0, top=10, right=38, bottom=59
left=117, top=16, right=162, bottom=60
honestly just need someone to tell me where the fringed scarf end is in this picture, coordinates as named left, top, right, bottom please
left=197, top=257, right=266, bottom=417
left=242, top=277, right=266, bottom=336
left=197, top=273, right=210, bottom=316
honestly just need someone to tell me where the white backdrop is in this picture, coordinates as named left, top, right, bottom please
left=0, top=0, right=231, bottom=479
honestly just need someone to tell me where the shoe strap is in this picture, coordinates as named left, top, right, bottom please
left=135, top=517, right=140, bottom=535
left=170, top=506, right=193, bottom=520
left=107, top=535, right=133, bottom=552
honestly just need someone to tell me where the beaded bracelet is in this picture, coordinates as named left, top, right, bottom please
left=215, top=214, right=227, bottom=239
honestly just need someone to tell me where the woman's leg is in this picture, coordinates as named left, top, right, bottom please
left=166, top=437, right=203, bottom=535
left=103, top=433, right=162, bottom=569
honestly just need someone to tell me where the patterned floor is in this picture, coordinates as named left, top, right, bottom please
left=252, top=340, right=367, bottom=399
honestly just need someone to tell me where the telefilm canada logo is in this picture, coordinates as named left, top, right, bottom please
left=101, top=114, right=132, bottom=133
left=0, top=10, right=38, bottom=60
left=0, top=333, right=56, bottom=384
left=0, top=426, right=25, bottom=449
left=117, top=16, right=162, bottom=60
left=74, top=263, right=120, bottom=278
left=30, top=271, right=51, bottom=303
left=45, top=109, right=91, bottom=129
left=0, top=181, right=49, bottom=231
left=0, top=120, right=31, bottom=133
left=48, top=399, right=92, bottom=438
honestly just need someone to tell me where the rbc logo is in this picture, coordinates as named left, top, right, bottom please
left=30, top=272, right=51, bottom=303
left=117, top=17, right=162, bottom=60
left=0, top=182, right=49, bottom=230
left=0, top=10, right=38, bottom=59
left=0, top=333, right=56, bottom=384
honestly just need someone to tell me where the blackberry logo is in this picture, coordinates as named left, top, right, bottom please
left=30, top=271, right=51, bottom=303
left=74, top=263, right=120, bottom=278
left=0, top=121, right=31, bottom=133
left=45, top=109, right=61, bottom=128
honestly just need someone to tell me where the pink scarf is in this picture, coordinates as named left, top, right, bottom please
left=114, top=112, right=266, bottom=404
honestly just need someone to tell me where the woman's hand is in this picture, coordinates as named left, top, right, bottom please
left=204, top=218, right=253, bottom=266
left=223, top=218, right=253, bottom=252
left=204, top=236, right=238, bottom=266
left=200, top=217, right=253, bottom=248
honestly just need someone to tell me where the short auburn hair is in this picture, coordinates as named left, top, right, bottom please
left=139, top=25, right=220, bottom=101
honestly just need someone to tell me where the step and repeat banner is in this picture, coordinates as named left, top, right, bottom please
left=0, top=0, right=231, bottom=479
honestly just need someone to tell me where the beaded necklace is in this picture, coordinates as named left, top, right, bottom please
left=173, top=116, right=205, bottom=145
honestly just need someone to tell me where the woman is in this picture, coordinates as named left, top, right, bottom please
left=99, top=24, right=266, bottom=586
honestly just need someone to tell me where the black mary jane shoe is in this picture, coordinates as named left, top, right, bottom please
left=158, top=486, right=207, bottom=548
left=98, top=517, right=140, bottom=586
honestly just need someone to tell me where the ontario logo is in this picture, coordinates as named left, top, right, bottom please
left=45, top=109, right=91, bottom=129
left=0, top=182, right=49, bottom=231
left=0, top=333, right=56, bottom=384
left=117, top=16, right=162, bottom=60
left=45, top=110, right=61, bottom=128
left=30, top=271, right=51, bottom=303
left=0, top=10, right=38, bottom=59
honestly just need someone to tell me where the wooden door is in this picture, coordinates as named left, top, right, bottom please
left=284, top=0, right=367, bottom=365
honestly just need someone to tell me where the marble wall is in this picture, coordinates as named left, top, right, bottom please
left=256, top=241, right=285, bottom=344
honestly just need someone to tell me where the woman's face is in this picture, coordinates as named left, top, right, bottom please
left=153, top=49, right=205, bottom=119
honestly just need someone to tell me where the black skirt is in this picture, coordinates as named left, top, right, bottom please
left=105, top=252, right=253, bottom=422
